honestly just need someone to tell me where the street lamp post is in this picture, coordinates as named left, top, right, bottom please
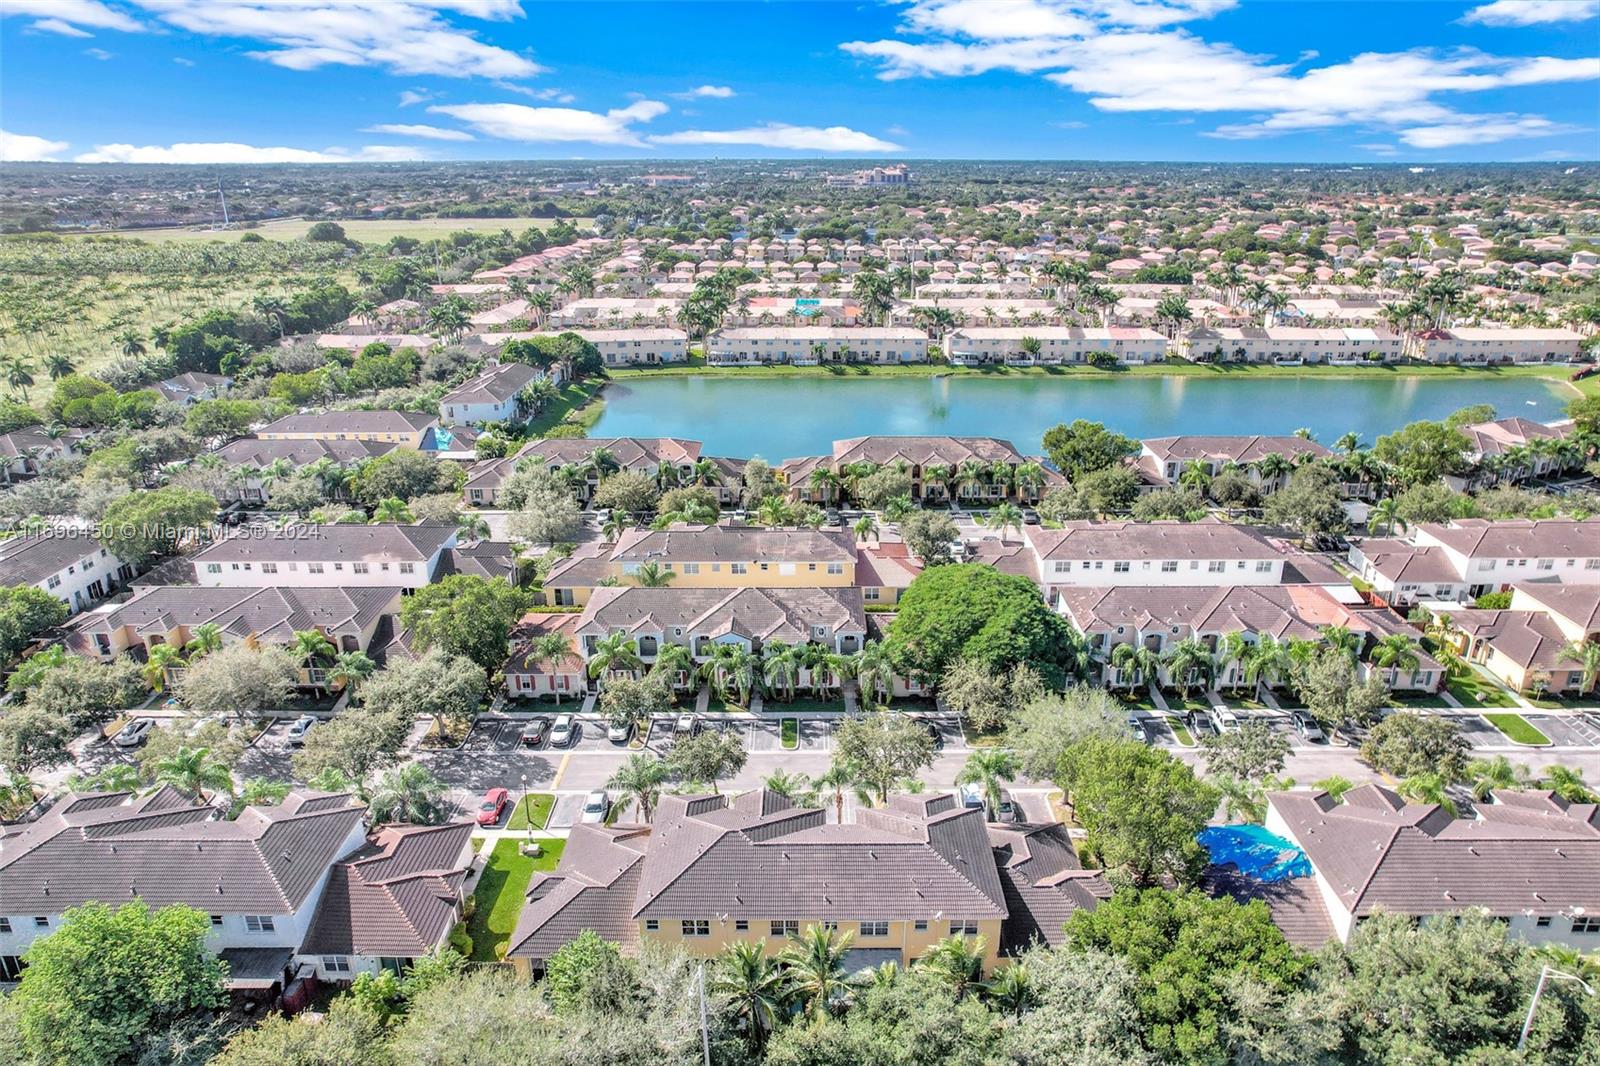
left=520, top=774, right=530, bottom=844
left=1517, top=964, right=1596, bottom=1051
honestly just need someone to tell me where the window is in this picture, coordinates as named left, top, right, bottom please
left=1255, top=561, right=1273, bottom=572
left=682, top=920, right=710, bottom=938
left=352, top=562, right=370, bottom=575
left=1160, top=561, right=1178, bottom=572
left=859, top=920, right=889, bottom=937
left=645, top=920, right=659, bottom=931
left=399, top=562, right=415, bottom=574
left=323, top=956, right=352, bottom=973
left=1573, top=916, right=1600, bottom=934
left=244, top=915, right=275, bottom=933
left=731, top=563, right=748, bottom=575
left=1536, top=916, right=1552, bottom=928
left=1207, top=561, right=1226, bottom=573
left=261, top=562, right=278, bottom=574
left=33, top=917, right=49, bottom=929
left=205, top=564, right=221, bottom=574
left=864, top=587, right=880, bottom=601
left=771, top=920, right=799, bottom=937
left=826, top=563, right=845, bottom=575
left=1482, top=560, right=1497, bottom=571
left=1586, top=559, right=1599, bottom=570
left=46, top=575, right=60, bottom=589
left=1113, top=561, right=1130, bottom=573
left=0, top=918, right=10, bottom=934
left=734, top=920, right=749, bottom=931
left=209, top=914, right=224, bottom=928
left=949, top=920, right=978, bottom=936
left=683, top=563, right=700, bottom=575
left=307, top=563, right=325, bottom=575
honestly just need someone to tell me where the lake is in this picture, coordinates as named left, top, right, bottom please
left=590, top=373, right=1573, bottom=460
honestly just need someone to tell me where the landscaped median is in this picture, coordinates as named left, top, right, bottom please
left=507, top=792, right=554, bottom=831
left=464, top=837, right=567, bottom=962
left=1483, top=713, right=1552, bottom=747
left=780, top=717, right=798, bottom=750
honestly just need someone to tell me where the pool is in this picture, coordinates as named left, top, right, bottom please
left=1199, top=824, right=1312, bottom=883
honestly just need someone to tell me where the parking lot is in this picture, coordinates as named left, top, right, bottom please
left=1523, top=713, right=1600, bottom=748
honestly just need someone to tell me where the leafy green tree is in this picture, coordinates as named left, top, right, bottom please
left=1077, top=465, right=1140, bottom=514
left=98, top=487, right=217, bottom=568
left=666, top=728, right=748, bottom=794
left=1001, top=946, right=1155, bottom=1065
left=1066, top=888, right=1306, bottom=1066
left=22, top=653, right=143, bottom=733
left=291, top=704, right=411, bottom=793
left=1360, top=712, right=1470, bottom=780
left=400, top=575, right=530, bottom=676
left=897, top=509, right=958, bottom=566
left=361, top=647, right=485, bottom=736
left=0, top=585, right=69, bottom=664
left=591, top=470, right=661, bottom=514
left=174, top=642, right=298, bottom=719
left=1005, top=684, right=1125, bottom=781
left=543, top=930, right=622, bottom=1015
left=349, top=449, right=462, bottom=505
left=210, top=995, right=389, bottom=1064
left=1262, top=463, right=1347, bottom=543
left=1058, top=736, right=1219, bottom=886
left=1373, top=419, right=1473, bottom=486
left=0, top=703, right=74, bottom=772
left=1042, top=419, right=1139, bottom=479
left=887, top=563, right=1078, bottom=686
left=11, top=901, right=226, bottom=1066
left=1291, top=648, right=1389, bottom=735
left=831, top=709, right=935, bottom=803
left=1197, top=719, right=1290, bottom=782
left=597, top=675, right=671, bottom=728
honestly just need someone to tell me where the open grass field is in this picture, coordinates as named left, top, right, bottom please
left=466, top=837, right=566, bottom=962
left=1484, top=712, right=1552, bottom=746
left=84, top=217, right=594, bottom=244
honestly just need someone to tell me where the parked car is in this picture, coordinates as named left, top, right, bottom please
left=1022, top=510, right=1041, bottom=525
left=958, top=783, right=986, bottom=811
left=475, top=787, right=509, bottom=826
left=1214, top=709, right=1241, bottom=733
left=1125, top=710, right=1146, bottom=742
left=581, top=790, right=611, bottom=824
left=285, top=715, right=318, bottom=746
left=111, top=719, right=154, bottom=748
left=549, top=714, right=576, bottom=747
left=996, top=790, right=1019, bottom=824
left=1292, top=711, right=1327, bottom=743
left=606, top=718, right=634, bottom=744
left=1188, top=709, right=1217, bottom=736
left=674, top=712, right=699, bottom=737
left=519, top=716, right=552, bottom=747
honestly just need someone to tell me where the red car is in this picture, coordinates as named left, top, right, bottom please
left=476, top=787, right=509, bottom=826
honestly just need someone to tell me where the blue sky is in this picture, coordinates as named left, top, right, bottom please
left=1, top=0, right=1596, bottom=163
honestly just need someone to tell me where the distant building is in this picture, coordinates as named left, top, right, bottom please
left=0, top=531, right=133, bottom=616
left=825, top=165, right=911, bottom=188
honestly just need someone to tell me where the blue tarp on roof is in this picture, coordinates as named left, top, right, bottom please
left=1199, top=824, right=1312, bottom=883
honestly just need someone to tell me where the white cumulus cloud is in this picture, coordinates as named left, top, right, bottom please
left=429, top=99, right=668, bottom=146
left=72, top=141, right=432, bottom=163
left=0, top=129, right=69, bottom=162
left=1462, top=1, right=1599, bottom=26
left=676, top=84, right=736, bottom=98
left=28, top=18, right=93, bottom=37
left=0, top=0, right=142, bottom=32
left=650, top=123, right=903, bottom=152
left=363, top=123, right=475, bottom=141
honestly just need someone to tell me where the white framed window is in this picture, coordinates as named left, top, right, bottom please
left=307, top=563, right=325, bottom=574
left=864, top=587, right=880, bottom=601
left=859, top=920, right=889, bottom=937
left=771, top=920, right=799, bottom=937
left=46, top=575, right=61, bottom=589
left=681, top=919, right=710, bottom=937
left=261, top=562, right=278, bottom=574
left=399, top=562, right=415, bottom=574
left=1255, top=561, right=1272, bottom=572
left=1208, top=561, right=1226, bottom=573
left=352, top=562, right=370, bottom=575
left=731, top=563, right=748, bottom=575
left=645, top=919, right=659, bottom=931
left=244, top=915, right=275, bottom=933
left=1160, top=561, right=1177, bottom=572
left=1113, top=561, right=1130, bottom=573
left=322, top=956, right=352, bottom=973
left=209, top=914, right=224, bottom=928
left=683, top=563, right=700, bottom=575
left=826, top=563, right=844, bottom=575
left=1573, top=916, right=1600, bottom=934
left=948, top=919, right=978, bottom=936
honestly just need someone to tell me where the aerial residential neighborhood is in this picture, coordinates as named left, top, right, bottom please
left=2, top=1, right=1600, bottom=1063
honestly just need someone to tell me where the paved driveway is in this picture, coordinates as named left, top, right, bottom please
left=1524, top=713, right=1600, bottom=748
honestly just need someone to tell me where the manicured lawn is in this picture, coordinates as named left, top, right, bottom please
left=506, top=792, right=554, bottom=831
left=705, top=695, right=750, bottom=714
left=526, top=379, right=606, bottom=436
left=1165, top=694, right=1215, bottom=713
left=962, top=725, right=1005, bottom=748
left=1529, top=694, right=1600, bottom=710
left=764, top=696, right=845, bottom=714
left=1447, top=675, right=1517, bottom=709
left=780, top=718, right=798, bottom=750
left=466, top=838, right=566, bottom=962
left=1169, top=721, right=1196, bottom=747
left=1113, top=689, right=1158, bottom=711
left=1484, top=713, right=1552, bottom=746
left=1388, top=690, right=1453, bottom=709
left=1221, top=694, right=1270, bottom=711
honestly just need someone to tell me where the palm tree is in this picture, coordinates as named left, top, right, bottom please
left=1012, top=461, right=1045, bottom=502
left=5, top=357, right=36, bottom=401
left=44, top=353, right=74, bottom=380
left=184, top=622, right=223, bottom=659
left=761, top=641, right=803, bottom=702
left=1313, top=775, right=1356, bottom=801
left=918, top=935, right=986, bottom=998
left=292, top=629, right=336, bottom=684
left=1466, top=755, right=1531, bottom=801
left=367, top=763, right=448, bottom=825
left=587, top=632, right=643, bottom=680
left=956, top=749, right=1019, bottom=821
left=809, top=467, right=841, bottom=505
left=983, top=501, right=1025, bottom=544
left=761, top=769, right=814, bottom=801
left=230, top=778, right=291, bottom=818
left=1367, top=497, right=1406, bottom=536
left=1216, top=631, right=1252, bottom=692
left=1243, top=634, right=1293, bottom=693
left=602, top=512, right=629, bottom=542
left=1162, top=637, right=1216, bottom=699
left=649, top=643, right=695, bottom=698
left=119, top=331, right=147, bottom=358
left=328, top=651, right=377, bottom=696
left=153, top=746, right=234, bottom=804
left=584, top=446, right=620, bottom=479
left=812, top=760, right=872, bottom=822
left=1557, top=639, right=1600, bottom=694
left=1541, top=765, right=1598, bottom=803
left=780, top=923, right=855, bottom=1018
left=707, top=643, right=758, bottom=705
left=852, top=513, right=879, bottom=545
left=983, top=960, right=1033, bottom=1019
left=143, top=643, right=187, bottom=692
left=1397, top=772, right=1457, bottom=815
left=455, top=514, right=490, bottom=543
left=712, top=941, right=789, bottom=1052
left=630, top=562, right=675, bottom=588
left=1372, top=634, right=1420, bottom=688
left=955, top=459, right=987, bottom=501
left=850, top=641, right=896, bottom=709
left=607, top=753, right=668, bottom=822
left=1110, top=642, right=1160, bottom=693
left=1320, top=624, right=1362, bottom=661
left=370, top=497, right=413, bottom=524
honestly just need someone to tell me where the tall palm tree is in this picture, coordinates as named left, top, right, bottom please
left=983, top=961, right=1033, bottom=1019
left=707, top=642, right=758, bottom=705
left=119, top=331, right=147, bottom=358
left=1367, top=497, right=1406, bottom=536
left=153, top=746, right=234, bottom=804
left=1320, top=624, right=1362, bottom=661
left=585, top=446, right=620, bottom=479
left=367, top=763, right=448, bottom=825
left=602, top=511, right=629, bottom=542
left=630, top=561, right=675, bottom=588
left=955, top=459, right=987, bottom=501
left=587, top=632, right=643, bottom=680
left=761, top=641, right=804, bottom=702
left=852, top=513, right=879, bottom=545
left=1372, top=634, right=1420, bottom=688
left=607, top=753, right=667, bottom=822
left=292, top=629, right=336, bottom=683
left=1557, top=639, right=1600, bottom=694
left=780, top=923, right=855, bottom=1018
left=1243, top=634, right=1293, bottom=693
left=1541, top=765, right=1597, bottom=803
left=5, top=357, right=36, bottom=401
left=712, top=941, right=789, bottom=1052
left=184, top=622, right=223, bottom=659
left=1313, top=775, right=1356, bottom=801
left=983, top=501, right=1025, bottom=544
left=44, top=353, right=74, bottom=381
left=809, top=467, right=841, bottom=505
left=851, top=641, right=897, bottom=709
left=143, top=643, right=187, bottom=692
left=456, top=514, right=490, bottom=543
left=956, top=749, right=1019, bottom=820
left=1162, top=637, right=1216, bottom=699
left=1110, top=642, right=1160, bottom=693
left=649, top=643, right=695, bottom=698
left=813, top=760, right=872, bottom=822
left=918, top=935, right=987, bottom=999
left=1397, top=772, right=1457, bottom=815
left=1217, top=631, right=1252, bottom=692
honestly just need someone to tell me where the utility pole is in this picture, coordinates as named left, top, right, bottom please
left=695, top=962, right=711, bottom=1066
left=1517, top=964, right=1595, bottom=1051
